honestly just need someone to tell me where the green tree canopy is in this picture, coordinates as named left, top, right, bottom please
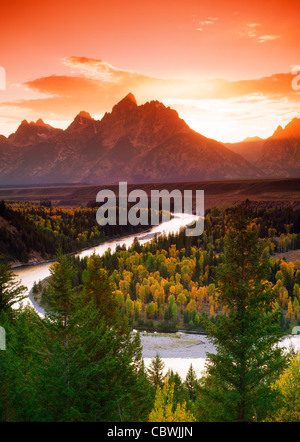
left=0, top=265, right=26, bottom=317
left=198, top=211, right=288, bottom=422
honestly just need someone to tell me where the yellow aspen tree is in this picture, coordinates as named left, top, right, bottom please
left=223, top=304, right=228, bottom=314
left=275, top=270, right=284, bottom=282
left=197, top=287, right=204, bottom=304
left=186, top=299, right=196, bottom=314
left=190, top=286, right=197, bottom=300
left=158, top=287, right=165, bottom=308
left=202, top=286, right=208, bottom=304
left=267, top=354, right=300, bottom=422
left=135, top=299, right=142, bottom=318
left=126, top=294, right=134, bottom=317
left=146, top=301, right=158, bottom=319
left=280, top=261, right=288, bottom=275
left=114, top=290, right=125, bottom=309
left=286, top=299, right=293, bottom=320
left=177, top=292, right=187, bottom=313
left=148, top=380, right=195, bottom=422
left=293, top=283, right=300, bottom=299
left=293, top=297, right=299, bottom=320
left=175, top=273, right=181, bottom=284
left=282, top=290, right=289, bottom=309
left=169, top=285, right=176, bottom=297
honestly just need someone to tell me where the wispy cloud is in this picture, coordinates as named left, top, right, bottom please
left=247, top=23, right=261, bottom=28
left=257, top=34, right=280, bottom=43
left=240, top=23, right=280, bottom=43
left=62, top=56, right=140, bottom=82
left=246, top=23, right=260, bottom=38
left=195, top=16, right=218, bottom=32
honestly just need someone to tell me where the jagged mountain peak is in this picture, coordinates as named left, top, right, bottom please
left=8, top=118, right=60, bottom=146
left=76, top=110, right=93, bottom=120
left=283, top=117, right=300, bottom=137
left=29, top=119, right=55, bottom=129
left=272, top=125, right=284, bottom=138
left=140, top=99, right=182, bottom=120
left=20, top=118, right=49, bottom=127
left=111, top=93, right=138, bottom=115
left=70, top=110, right=94, bottom=123
left=272, top=117, right=300, bottom=139
left=34, top=118, right=47, bottom=126
left=256, top=116, right=300, bottom=177
left=66, top=110, right=96, bottom=134
left=120, top=92, right=137, bottom=106
left=17, top=118, right=55, bottom=130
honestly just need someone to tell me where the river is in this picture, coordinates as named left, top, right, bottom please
left=13, top=212, right=197, bottom=305
left=12, top=212, right=300, bottom=380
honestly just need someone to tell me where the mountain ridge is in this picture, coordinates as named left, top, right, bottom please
left=0, top=94, right=298, bottom=185
left=256, top=117, right=300, bottom=177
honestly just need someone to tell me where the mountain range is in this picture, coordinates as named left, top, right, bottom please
left=225, top=137, right=265, bottom=164
left=0, top=93, right=299, bottom=185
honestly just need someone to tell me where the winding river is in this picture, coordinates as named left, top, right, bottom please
left=13, top=212, right=197, bottom=307
left=12, top=212, right=300, bottom=379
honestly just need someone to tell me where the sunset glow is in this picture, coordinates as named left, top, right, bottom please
left=1, top=0, right=300, bottom=142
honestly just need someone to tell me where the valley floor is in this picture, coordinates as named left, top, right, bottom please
left=0, top=177, right=299, bottom=209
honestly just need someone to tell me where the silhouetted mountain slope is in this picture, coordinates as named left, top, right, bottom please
left=1, top=93, right=294, bottom=185
left=225, top=137, right=265, bottom=164
left=256, top=118, right=300, bottom=177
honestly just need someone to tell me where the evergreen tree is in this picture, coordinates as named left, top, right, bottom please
left=185, top=364, right=198, bottom=401
left=131, top=358, right=156, bottom=421
left=0, top=307, right=42, bottom=421
left=46, top=251, right=77, bottom=324
left=198, top=211, right=288, bottom=422
left=34, top=251, right=150, bottom=421
left=166, top=369, right=188, bottom=406
left=148, top=353, right=165, bottom=389
left=82, top=253, right=118, bottom=324
left=36, top=252, right=78, bottom=421
left=68, top=300, right=149, bottom=421
left=0, top=265, right=26, bottom=317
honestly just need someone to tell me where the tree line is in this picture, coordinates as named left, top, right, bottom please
left=0, top=200, right=162, bottom=264
left=32, top=204, right=300, bottom=334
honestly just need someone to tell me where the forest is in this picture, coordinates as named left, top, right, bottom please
left=1, top=202, right=300, bottom=422
left=33, top=203, right=300, bottom=333
left=0, top=200, right=161, bottom=264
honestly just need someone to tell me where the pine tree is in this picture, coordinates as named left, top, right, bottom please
left=185, top=364, right=198, bottom=401
left=66, top=279, right=150, bottom=421
left=34, top=252, right=150, bottom=421
left=0, top=306, right=43, bottom=421
left=46, top=251, right=77, bottom=325
left=36, top=251, right=78, bottom=421
left=82, top=253, right=118, bottom=324
left=166, top=369, right=188, bottom=406
left=148, top=353, right=165, bottom=389
left=131, top=358, right=155, bottom=421
left=0, top=265, right=26, bottom=317
left=198, top=210, right=288, bottom=422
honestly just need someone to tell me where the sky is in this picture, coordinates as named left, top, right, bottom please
left=0, top=0, right=300, bottom=142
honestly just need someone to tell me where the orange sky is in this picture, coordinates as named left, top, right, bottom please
left=0, top=0, right=300, bottom=141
